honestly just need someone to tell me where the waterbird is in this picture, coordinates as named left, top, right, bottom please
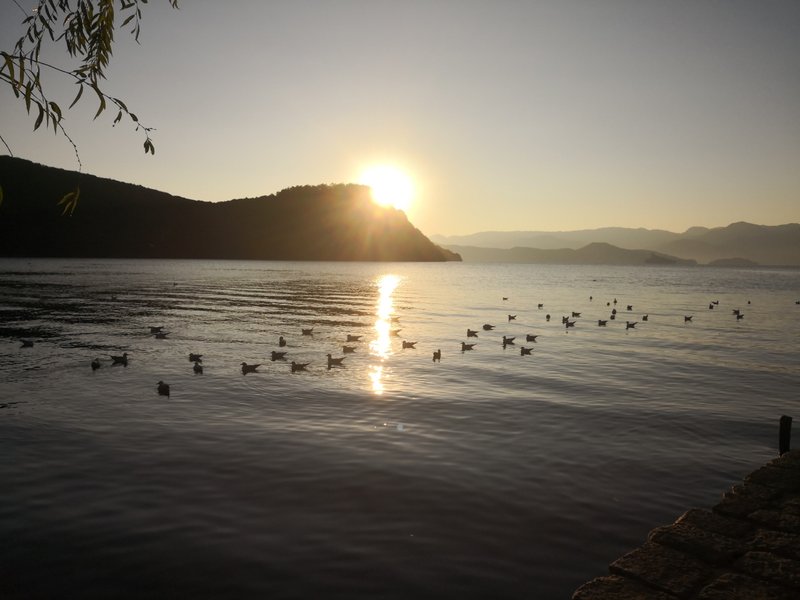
left=627, top=305, right=633, bottom=311
left=291, top=361, right=308, bottom=372
left=684, top=316, right=693, bottom=322
left=520, top=347, right=533, bottom=356
left=301, top=328, right=313, bottom=336
left=571, top=312, right=581, bottom=318
left=609, top=314, right=616, bottom=320
left=154, top=332, right=168, bottom=339
left=589, top=296, right=593, bottom=301
left=736, top=313, right=744, bottom=320
left=402, top=341, right=417, bottom=349
left=193, top=361, right=203, bottom=374
left=346, top=334, right=362, bottom=342
left=732, top=308, right=741, bottom=316
left=712, top=300, right=719, bottom=305
left=502, top=297, right=508, bottom=301
left=20, top=339, right=34, bottom=348
left=461, top=342, right=476, bottom=351
left=708, top=304, right=714, bottom=310
left=561, top=316, right=569, bottom=324
left=642, top=315, right=649, bottom=322
left=545, top=314, right=551, bottom=321
left=342, top=345, right=356, bottom=353
left=613, top=298, right=618, bottom=304
left=271, top=351, right=287, bottom=361
left=149, top=326, right=163, bottom=333
left=326, top=354, right=345, bottom=368
left=508, top=314, right=516, bottom=321
left=502, top=335, right=515, bottom=345
left=432, top=349, right=441, bottom=362
left=189, top=353, right=202, bottom=362
left=467, top=329, right=479, bottom=337
left=390, top=329, right=402, bottom=336
left=279, top=336, right=286, bottom=347
left=611, top=308, right=617, bottom=315
left=537, top=303, right=544, bottom=309
left=626, top=321, right=638, bottom=330
left=525, top=334, right=539, bottom=342
left=91, top=358, right=101, bottom=370
left=111, top=352, right=128, bottom=366
left=241, top=362, right=260, bottom=374
left=565, top=320, right=576, bottom=328
left=157, top=381, right=170, bottom=397
left=482, top=324, right=495, bottom=331
left=598, top=320, right=608, bottom=326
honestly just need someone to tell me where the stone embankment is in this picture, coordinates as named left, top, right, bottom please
left=573, top=449, right=800, bottom=599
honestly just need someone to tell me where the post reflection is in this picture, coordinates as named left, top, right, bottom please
left=369, top=274, right=399, bottom=395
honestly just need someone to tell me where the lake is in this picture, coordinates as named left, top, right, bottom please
left=1, top=259, right=798, bottom=599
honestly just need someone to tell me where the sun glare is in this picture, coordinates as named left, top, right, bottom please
left=358, top=165, right=414, bottom=212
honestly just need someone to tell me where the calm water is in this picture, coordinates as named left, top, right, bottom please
left=1, top=259, right=799, bottom=599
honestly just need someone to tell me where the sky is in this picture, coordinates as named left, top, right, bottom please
left=1, top=0, right=798, bottom=236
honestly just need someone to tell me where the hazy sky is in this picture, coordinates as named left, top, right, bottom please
left=1, top=0, right=798, bottom=236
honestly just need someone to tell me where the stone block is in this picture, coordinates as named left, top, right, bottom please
left=748, top=509, right=800, bottom=534
left=751, top=529, right=800, bottom=561
left=610, top=541, right=714, bottom=598
left=572, top=575, right=678, bottom=600
left=734, top=550, right=800, bottom=589
left=745, top=466, right=800, bottom=492
left=648, top=522, right=746, bottom=565
left=696, top=572, right=797, bottom=600
left=676, top=509, right=753, bottom=539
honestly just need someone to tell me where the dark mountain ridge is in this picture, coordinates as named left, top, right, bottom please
left=447, top=242, right=696, bottom=266
left=0, top=157, right=459, bottom=262
left=433, top=222, right=800, bottom=266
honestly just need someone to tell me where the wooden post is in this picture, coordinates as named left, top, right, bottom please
left=779, top=415, right=792, bottom=456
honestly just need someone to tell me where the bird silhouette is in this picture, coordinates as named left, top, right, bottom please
left=432, top=349, right=442, bottom=362
left=346, top=334, right=362, bottom=342
left=520, top=347, right=533, bottom=356
left=402, top=341, right=417, bottom=349
left=461, top=342, right=476, bottom=351
left=326, top=354, right=345, bottom=368
left=241, top=362, right=261, bottom=374
left=598, top=320, right=608, bottom=326
left=525, top=334, right=539, bottom=342
left=157, top=381, right=170, bottom=397
left=301, top=328, right=314, bottom=336
left=189, top=353, right=202, bottom=362
left=271, top=351, right=287, bottom=361
left=193, top=361, right=203, bottom=374
left=291, top=361, right=308, bottom=372
left=467, top=329, right=479, bottom=337
left=111, top=352, right=128, bottom=366
left=91, top=358, right=101, bottom=370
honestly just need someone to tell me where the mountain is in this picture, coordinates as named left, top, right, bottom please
left=434, top=222, right=800, bottom=266
left=0, top=157, right=459, bottom=262
left=446, top=242, right=696, bottom=266
left=431, top=227, right=681, bottom=250
left=654, top=222, right=800, bottom=265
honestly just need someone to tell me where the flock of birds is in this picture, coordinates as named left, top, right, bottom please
left=16, top=294, right=794, bottom=399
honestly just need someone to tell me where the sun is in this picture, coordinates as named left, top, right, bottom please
left=358, top=165, right=414, bottom=212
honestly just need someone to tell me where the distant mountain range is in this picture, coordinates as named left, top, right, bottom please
left=0, top=157, right=459, bottom=262
left=432, top=222, right=800, bottom=266
left=446, top=243, right=697, bottom=266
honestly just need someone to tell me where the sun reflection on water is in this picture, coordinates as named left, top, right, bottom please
left=369, top=274, right=400, bottom=395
